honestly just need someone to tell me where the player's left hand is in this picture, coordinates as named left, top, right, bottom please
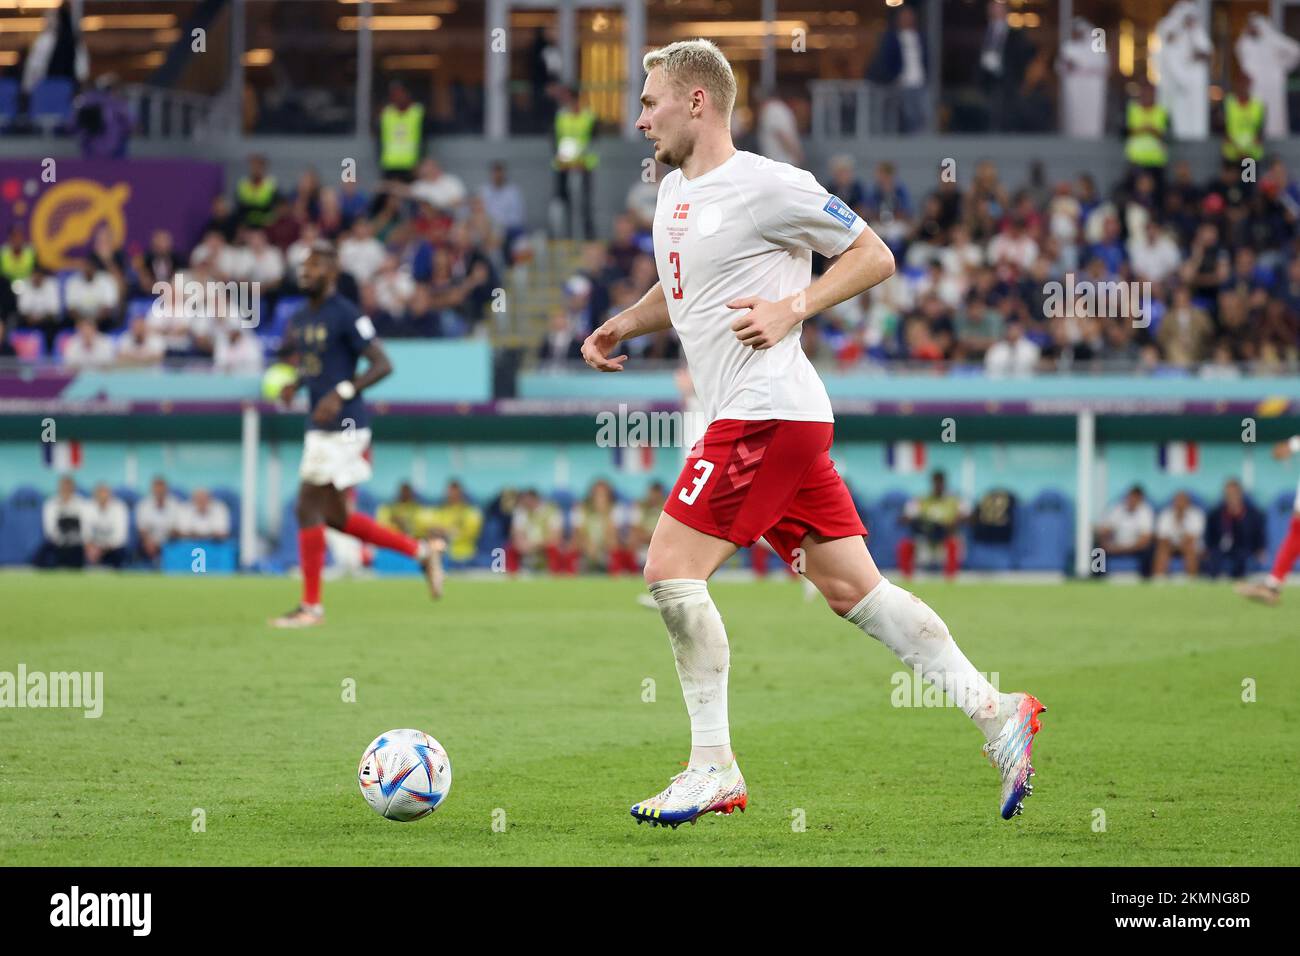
left=726, top=297, right=800, bottom=350
left=312, top=391, right=343, bottom=426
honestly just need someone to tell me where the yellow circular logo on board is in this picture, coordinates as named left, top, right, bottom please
left=30, top=179, right=131, bottom=269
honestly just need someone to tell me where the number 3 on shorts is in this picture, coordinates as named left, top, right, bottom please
left=678, top=459, right=715, bottom=506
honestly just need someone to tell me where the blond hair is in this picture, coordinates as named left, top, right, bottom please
left=642, top=39, right=736, bottom=122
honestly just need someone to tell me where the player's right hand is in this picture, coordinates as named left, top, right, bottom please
left=581, top=322, right=628, bottom=373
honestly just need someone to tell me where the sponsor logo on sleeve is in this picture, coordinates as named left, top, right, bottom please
left=822, top=196, right=857, bottom=228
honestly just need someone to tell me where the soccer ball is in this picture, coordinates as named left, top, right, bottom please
left=357, top=729, right=452, bottom=822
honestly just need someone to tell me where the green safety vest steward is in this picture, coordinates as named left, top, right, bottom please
left=1223, top=96, right=1264, bottom=162
left=236, top=175, right=278, bottom=226
left=0, top=244, right=35, bottom=282
left=380, top=104, right=425, bottom=172
left=1125, top=101, right=1168, bottom=167
left=554, top=108, right=598, bottom=171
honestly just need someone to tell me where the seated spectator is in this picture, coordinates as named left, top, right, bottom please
left=212, top=320, right=264, bottom=375
left=378, top=482, right=435, bottom=538
left=506, top=488, right=566, bottom=573
left=135, top=476, right=181, bottom=564
left=1095, top=484, right=1155, bottom=578
left=241, top=228, right=287, bottom=292
left=479, top=161, right=527, bottom=255
left=628, top=481, right=666, bottom=567
left=538, top=310, right=583, bottom=366
left=427, top=480, right=483, bottom=565
left=898, top=470, right=967, bottom=578
left=37, top=476, right=87, bottom=569
left=370, top=254, right=416, bottom=319
left=1157, top=286, right=1213, bottom=368
left=984, top=316, right=1040, bottom=376
left=408, top=157, right=467, bottom=216
left=570, top=479, right=636, bottom=574
left=1153, top=490, right=1206, bottom=577
left=1204, top=479, right=1266, bottom=579
left=63, top=317, right=114, bottom=369
left=824, top=155, right=868, bottom=217
left=14, top=268, right=64, bottom=352
left=82, top=483, right=129, bottom=568
left=130, top=229, right=184, bottom=296
left=64, top=256, right=121, bottom=328
left=338, top=219, right=387, bottom=285
left=176, top=488, right=231, bottom=540
left=115, top=315, right=166, bottom=367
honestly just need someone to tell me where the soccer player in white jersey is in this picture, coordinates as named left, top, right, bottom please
left=581, top=39, right=1045, bottom=827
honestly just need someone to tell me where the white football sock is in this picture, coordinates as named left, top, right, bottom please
left=648, top=578, right=731, bottom=762
left=844, top=577, right=1012, bottom=740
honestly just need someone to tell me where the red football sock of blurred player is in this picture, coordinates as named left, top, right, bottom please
left=299, top=525, right=326, bottom=607
left=898, top=538, right=916, bottom=577
left=341, top=512, right=420, bottom=557
left=944, top=537, right=960, bottom=578
left=1269, top=514, right=1300, bottom=585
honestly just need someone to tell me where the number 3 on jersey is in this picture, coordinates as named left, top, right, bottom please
left=678, top=458, right=714, bottom=505
left=668, top=251, right=684, bottom=299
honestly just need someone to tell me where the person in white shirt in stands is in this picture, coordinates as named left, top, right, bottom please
left=1153, top=490, right=1206, bottom=577
left=115, top=314, right=166, bottom=367
left=286, top=223, right=320, bottom=285
left=756, top=87, right=803, bottom=168
left=63, top=317, right=115, bottom=369
left=177, top=487, right=231, bottom=540
left=984, top=317, right=1041, bottom=377
left=82, top=483, right=130, bottom=568
left=38, top=475, right=88, bottom=568
left=239, top=228, right=286, bottom=292
left=135, top=476, right=182, bottom=564
left=1096, top=484, right=1156, bottom=578
left=1128, top=220, right=1183, bottom=284
left=63, top=257, right=120, bottom=326
left=14, top=268, right=63, bottom=351
left=212, top=319, right=264, bottom=375
left=407, top=157, right=467, bottom=215
left=337, top=219, right=388, bottom=285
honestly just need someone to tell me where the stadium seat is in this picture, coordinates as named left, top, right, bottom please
left=9, top=330, right=45, bottom=363
left=114, top=487, right=142, bottom=558
left=0, top=78, right=19, bottom=129
left=161, top=539, right=238, bottom=574
left=865, top=489, right=909, bottom=571
left=1267, top=491, right=1296, bottom=553
left=352, top=487, right=378, bottom=516
left=30, top=77, right=74, bottom=133
left=210, top=487, right=241, bottom=541
left=270, top=501, right=300, bottom=572
left=1014, top=490, right=1074, bottom=572
left=965, top=497, right=1018, bottom=572
left=0, top=486, right=47, bottom=565
left=372, top=549, right=421, bottom=575
left=265, top=297, right=304, bottom=339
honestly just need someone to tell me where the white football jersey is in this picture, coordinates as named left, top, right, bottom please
left=652, top=150, right=866, bottom=424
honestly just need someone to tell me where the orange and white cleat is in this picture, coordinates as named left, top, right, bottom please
left=630, top=759, right=748, bottom=829
left=270, top=604, right=324, bottom=629
left=983, top=692, right=1047, bottom=820
left=1235, top=580, right=1280, bottom=606
left=419, top=537, right=447, bottom=600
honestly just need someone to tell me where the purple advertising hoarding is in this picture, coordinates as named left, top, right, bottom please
left=0, top=158, right=223, bottom=269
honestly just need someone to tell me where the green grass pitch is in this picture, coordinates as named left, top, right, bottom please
left=1, top=572, right=1297, bottom=866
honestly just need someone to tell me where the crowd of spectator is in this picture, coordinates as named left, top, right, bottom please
left=37, top=475, right=231, bottom=569
left=537, top=149, right=1300, bottom=375
left=0, top=149, right=520, bottom=368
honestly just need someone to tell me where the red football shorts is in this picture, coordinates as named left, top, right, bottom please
left=663, top=418, right=868, bottom=566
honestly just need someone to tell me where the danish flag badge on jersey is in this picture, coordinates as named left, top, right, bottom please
left=673, top=203, right=690, bottom=220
